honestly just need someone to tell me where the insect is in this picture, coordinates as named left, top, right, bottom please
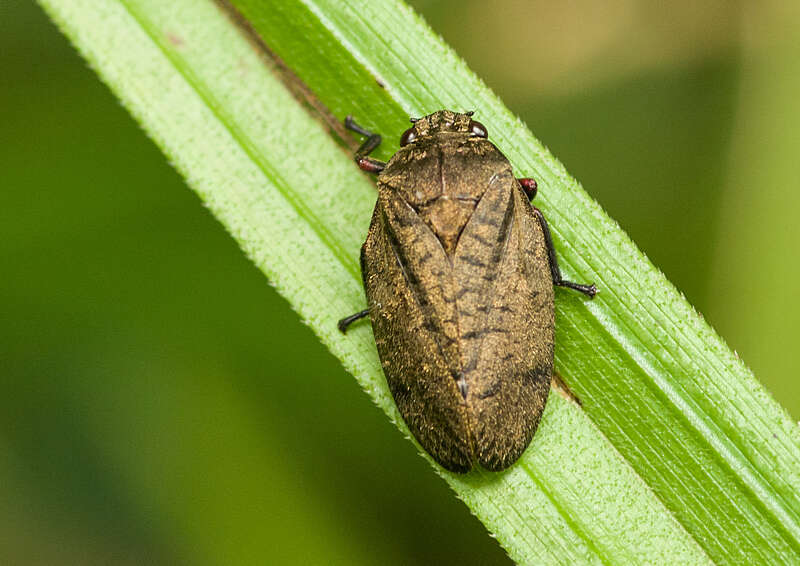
left=338, top=110, right=596, bottom=473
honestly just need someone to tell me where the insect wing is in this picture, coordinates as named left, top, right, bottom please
left=453, top=171, right=555, bottom=471
left=362, top=187, right=473, bottom=472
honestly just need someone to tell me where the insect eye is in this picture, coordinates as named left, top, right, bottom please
left=469, top=120, right=488, bottom=138
left=400, top=127, right=417, bottom=147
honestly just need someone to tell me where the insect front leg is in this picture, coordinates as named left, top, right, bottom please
left=345, top=116, right=387, bottom=173
left=531, top=206, right=597, bottom=299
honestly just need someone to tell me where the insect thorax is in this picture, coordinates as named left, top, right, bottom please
left=380, top=135, right=513, bottom=255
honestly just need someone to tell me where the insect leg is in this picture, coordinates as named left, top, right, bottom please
left=345, top=116, right=386, bottom=173
left=337, top=308, right=370, bottom=333
left=532, top=207, right=597, bottom=298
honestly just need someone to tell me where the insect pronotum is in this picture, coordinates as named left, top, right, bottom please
left=339, top=110, right=596, bottom=473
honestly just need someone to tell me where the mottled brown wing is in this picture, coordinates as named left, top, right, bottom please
left=362, top=186, right=473, bottom=472
left=454, top=169, right=555, bottom=471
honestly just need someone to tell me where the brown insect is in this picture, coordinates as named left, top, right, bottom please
left=339, top=110, right=596, bottom=473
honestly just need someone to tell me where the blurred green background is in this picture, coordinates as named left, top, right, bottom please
left=3, top=1, right=798, bottom=564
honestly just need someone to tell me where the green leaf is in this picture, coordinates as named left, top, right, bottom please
left=38, top=0, right=800, bottom=564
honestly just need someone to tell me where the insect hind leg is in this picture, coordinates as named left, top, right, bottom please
left=345, top=116, right=386, bottom=173
left=532, top=207, right=597, bottom=299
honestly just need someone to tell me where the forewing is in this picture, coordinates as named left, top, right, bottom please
left=454, top=170, right=555, bottom=471
left=362, top=186, right=473, bottom=472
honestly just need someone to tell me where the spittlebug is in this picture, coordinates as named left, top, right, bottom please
left=339, top=110, right=596, bottom=473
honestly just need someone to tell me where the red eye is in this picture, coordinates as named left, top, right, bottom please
left=400, top=127, right=417, bottom=146
left=469, top=120, right=487, bottom=138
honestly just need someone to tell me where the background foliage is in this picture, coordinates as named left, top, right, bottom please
left=3, top=0, right=799, bottom=564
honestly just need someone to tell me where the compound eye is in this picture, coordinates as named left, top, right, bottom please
left=469, top=120, right=488, bottom=138
left=400, top=127, right=417, bottom=147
